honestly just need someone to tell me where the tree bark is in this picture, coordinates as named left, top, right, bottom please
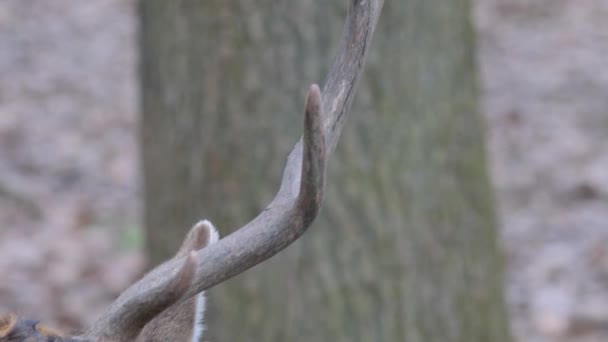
left=139, top=1, right=512, bottom=341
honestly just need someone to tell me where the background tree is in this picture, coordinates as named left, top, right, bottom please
left=139, top=0, right=512, bottom=341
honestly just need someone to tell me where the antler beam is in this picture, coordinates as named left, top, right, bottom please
left=83, top=0, right=383, bottom=339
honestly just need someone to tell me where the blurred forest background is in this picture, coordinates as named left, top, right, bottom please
left=0, top=0, right=607, bottom=341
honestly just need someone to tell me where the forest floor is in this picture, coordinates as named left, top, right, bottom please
left=0, top=1, right=607, bottom=341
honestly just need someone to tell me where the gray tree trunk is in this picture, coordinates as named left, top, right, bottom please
left=139, top=1, right=512, bottom=342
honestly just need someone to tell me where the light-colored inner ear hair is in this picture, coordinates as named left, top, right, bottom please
left=192, top=292, right=207, bottom=342
left=191, top=220, right=219, bottom=342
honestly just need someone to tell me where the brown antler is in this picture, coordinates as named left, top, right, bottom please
left=81, top=0, right=384, bottom=340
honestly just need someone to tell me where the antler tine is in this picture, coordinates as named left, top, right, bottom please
left=321, top=0, right=384, bottom=153
left=182, top=0, right=384, bottom=297
left=83, top=0, right=383, bottom=339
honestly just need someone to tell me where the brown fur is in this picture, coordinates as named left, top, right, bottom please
left=0, top=314, right=17, bottom=338
left=0, top=314, right=80, bottom=342
left=136, top=298, right=196, bottom=342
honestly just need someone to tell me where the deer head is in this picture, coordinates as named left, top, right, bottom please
left=0, top=220, right=218, bottom=342
left=0, top=0, right=383, bottom=341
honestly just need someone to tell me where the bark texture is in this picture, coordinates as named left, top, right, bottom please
left=140, top=1, right=512, bottom=341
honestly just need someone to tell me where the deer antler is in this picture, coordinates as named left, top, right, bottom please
left=81, top=0, right=384, bottom=340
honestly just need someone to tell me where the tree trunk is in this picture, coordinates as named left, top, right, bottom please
left=139, top=1, right=512, bottom=341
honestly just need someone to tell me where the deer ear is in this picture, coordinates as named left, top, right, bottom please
left=136, top=222, right=220, bottom=342
left=0, top=314, right=17, bottom=338
left=176, top=220, right=220, bottom=257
